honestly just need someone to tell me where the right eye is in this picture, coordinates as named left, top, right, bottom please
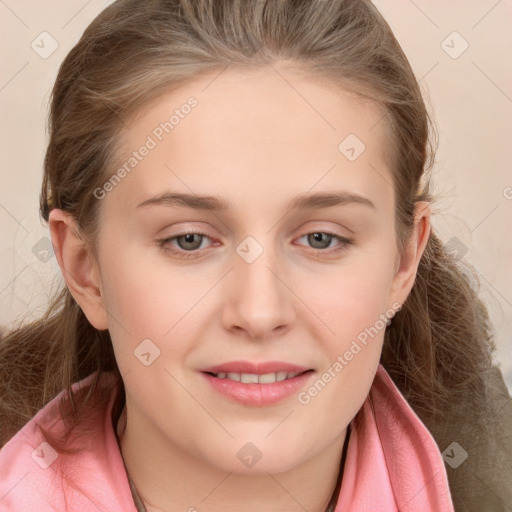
left=157, top=230, right=217, bottom=259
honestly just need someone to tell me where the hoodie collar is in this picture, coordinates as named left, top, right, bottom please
left=335, top=364, right=454, bottom=511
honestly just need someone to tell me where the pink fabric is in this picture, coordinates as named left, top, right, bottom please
left=335, top=365, right=454, bottom=511
left=0, top=364, right=454, bottom=511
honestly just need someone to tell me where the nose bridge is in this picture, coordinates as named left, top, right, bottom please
left=224, top=233, right=295, bottom=338
left=237, top=234, right=279, bottom=299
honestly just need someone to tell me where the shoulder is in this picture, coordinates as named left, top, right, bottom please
left=0, top=371, right=136, bottom=511
left=427, top=364, right=512, bottom=511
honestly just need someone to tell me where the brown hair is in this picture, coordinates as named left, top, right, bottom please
left=0, top=0, right=496, bottom=460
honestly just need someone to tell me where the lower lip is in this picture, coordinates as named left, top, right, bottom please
left=201, top=371, right=314, bottom=406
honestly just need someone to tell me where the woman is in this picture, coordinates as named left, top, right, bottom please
left=1, top=1, right=511, bottom=510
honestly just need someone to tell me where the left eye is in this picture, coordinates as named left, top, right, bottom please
left=296, top=231, right=351, bottom=251
left=157, top=230, right=352, bottom=259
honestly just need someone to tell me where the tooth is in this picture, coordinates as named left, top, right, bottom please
left=258, top=372, right=278, bottom=384
left=276, top=371, right=288, bottom=382
left=240, top=373, right=259, bottom=384
left=221, top=371, right=299, bottom=383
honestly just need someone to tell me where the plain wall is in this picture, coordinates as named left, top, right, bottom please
left=1, top=0, right=511, bottom=391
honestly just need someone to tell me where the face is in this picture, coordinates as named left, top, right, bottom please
left=77, top=63, right=415, bottom=474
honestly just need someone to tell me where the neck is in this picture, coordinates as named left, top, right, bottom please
left=117, top=404, right=348, bottom=512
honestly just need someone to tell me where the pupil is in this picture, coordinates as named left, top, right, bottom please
left=179, top=233, right=201, bottom=250
left=310, top=232, right=330, bottom=248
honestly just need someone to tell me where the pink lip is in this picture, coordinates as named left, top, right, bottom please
left=200, top=360, right=314, bottom=406
left=201, top=360, right=311, bottom=374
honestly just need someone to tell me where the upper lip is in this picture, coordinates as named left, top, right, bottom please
left=201, top=361, right=312, bottom=375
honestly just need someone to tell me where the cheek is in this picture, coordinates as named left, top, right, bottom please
left=303, top=247, right=396, bottom=345
left=296, top=264, right=392, bottom=428
left=98, top=245, right=210, bottom=368
left=101, top=239, right=204, bottom=327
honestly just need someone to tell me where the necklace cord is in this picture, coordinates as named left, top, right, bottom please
left=114, top=391, right=351, bottom=512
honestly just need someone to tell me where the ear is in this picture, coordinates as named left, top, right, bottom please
left=48, top=209, right=109, bottom=330
left=389, top=201, right=431, bottom=308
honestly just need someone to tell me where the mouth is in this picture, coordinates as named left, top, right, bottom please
left=203, top=369, right=313, bottom=384
left=199, top=361, right=315, bottom=406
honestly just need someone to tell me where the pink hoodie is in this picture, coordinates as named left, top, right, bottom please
left=0, top=364, right=454, bottom=511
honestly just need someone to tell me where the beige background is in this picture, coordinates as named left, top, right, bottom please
left=1, top=1, right=511, bottom=391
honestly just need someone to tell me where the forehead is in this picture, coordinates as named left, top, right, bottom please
left=105, top=63, right=393, bottom=216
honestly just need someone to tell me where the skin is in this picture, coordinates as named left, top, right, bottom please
left=49, top=61, right=431, bottom=512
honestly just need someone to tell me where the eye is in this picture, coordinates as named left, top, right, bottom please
left=295, top=231, right=353, bottom=253
left=157, top=230, right=216, bottom=259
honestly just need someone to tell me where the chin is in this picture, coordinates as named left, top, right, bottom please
left=204, top=442, right=310, bottom=476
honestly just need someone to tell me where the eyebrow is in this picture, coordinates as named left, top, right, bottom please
left=136, top=190, right=376, bottom=212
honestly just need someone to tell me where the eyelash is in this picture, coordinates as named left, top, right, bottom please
left=157, top=229, right=353, bottom=260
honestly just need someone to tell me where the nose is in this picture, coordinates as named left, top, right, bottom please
left=221, top=239, right=296, bottom=341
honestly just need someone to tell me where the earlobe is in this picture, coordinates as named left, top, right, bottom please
left=48, top=209, right=109, bottom=330
left=389, top=201, right=432, bottom=307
